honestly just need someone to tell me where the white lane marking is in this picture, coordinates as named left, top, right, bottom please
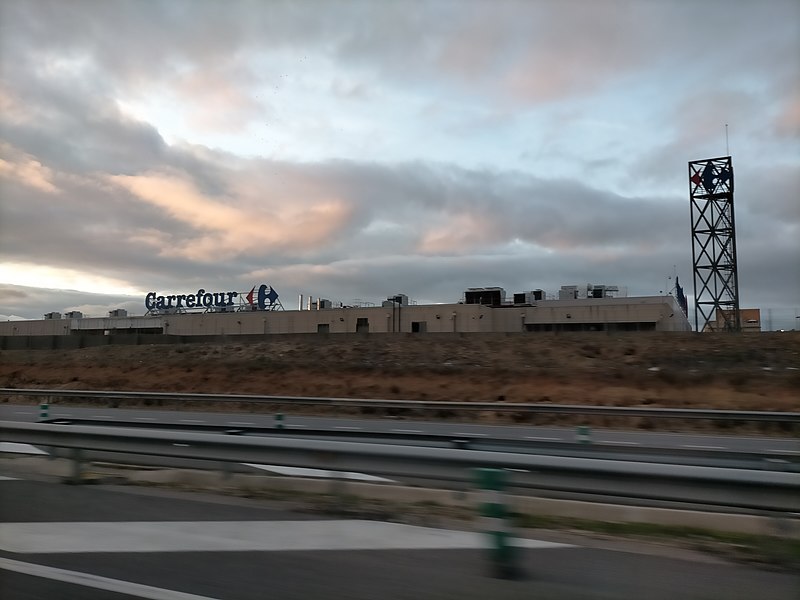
left=392, top=429, right=423, bottom=433
left=453, top=432, right=487, bottom=437
left=0, top=476, right=20, bottom=481
left=597, top=441, right=640, bottom=446
left=242, top=463, right=395, bottom=482
left=227, top=421, right=256, bottom=426
left=179, top=419, right=204, bottom=424
left=135, top=417, right=156, bottom=421
left=681, top=444, right=725, bottom=450
left=0, top=442, right=47, bottom=455
left=286, top=424, right=307, bottom=428
left=766, top=449, right=800, bottom=455
left=14, top=411, right=33, bottom=415
left=525, top=436, right=561, bottom=441
left=54, top=413, right=72, bottom=417
left=91, top=415, right=113, bottom=419
left=334, top=426, right=362, bottom=430
left=0, top=521, right=572, bottom=553
left=0, top=556, right=220, bottom=600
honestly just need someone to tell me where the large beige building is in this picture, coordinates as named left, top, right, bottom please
left=0, top=291, right=691, bottom=347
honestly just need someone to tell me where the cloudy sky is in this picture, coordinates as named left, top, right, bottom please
left=1, top=0, right=798, bottom=329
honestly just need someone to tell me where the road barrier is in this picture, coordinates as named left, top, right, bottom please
left=34, top=417, right=800, bottom=471
left=1, top=420, right=798, bottom=514
left=3, top=388, right=799, bottom=423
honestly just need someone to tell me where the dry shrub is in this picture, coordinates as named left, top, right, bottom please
left=730, top=372, right=751, bottom=390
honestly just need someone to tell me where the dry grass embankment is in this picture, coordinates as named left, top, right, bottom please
left=1, top=332, right=798, bottom=433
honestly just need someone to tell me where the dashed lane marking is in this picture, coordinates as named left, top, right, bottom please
left=242, top=463, right=396, bottom=482
left=681, top=444, right=725, bottom=450
left=0, top=443, right=47, bottom=455
left=334, top=426, right=362, bottom=430
left=0, top=476, right=20, bottom=481
left=179, top=419, right=205, bottom=424
left=392, top=429, right=423, bottom=433
left=597, top=441, right=640, bottom=446
left=525, top=436, right=561, bottom=441
left=0, top=557, right=220, bottom=600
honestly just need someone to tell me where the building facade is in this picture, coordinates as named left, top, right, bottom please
left=0, top=295, right=691, bottom=340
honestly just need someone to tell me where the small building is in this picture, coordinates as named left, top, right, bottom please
left=706, top=308, right=762, bottom=332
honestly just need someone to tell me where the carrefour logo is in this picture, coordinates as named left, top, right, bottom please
left=145, top=284, right=279, bottom=312
left=248, top=284, right=279, bottom=309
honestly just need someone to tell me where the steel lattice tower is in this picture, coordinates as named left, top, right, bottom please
left=688, top=156, right=740, bottom=332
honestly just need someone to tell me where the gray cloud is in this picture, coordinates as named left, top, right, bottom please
left=0, top=0, right=797, bottom=325
left=0, top=284, right=140, bottom=322
left=4, top=1, right=796, bottom=108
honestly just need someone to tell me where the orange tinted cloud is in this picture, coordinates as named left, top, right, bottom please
left=0, top=143, right=58, bottom=194
left=109, top=171, right=352, bottom=260
left=417, top=212, right=503, bottom=254
left=774, top=92, right=800, bottom=137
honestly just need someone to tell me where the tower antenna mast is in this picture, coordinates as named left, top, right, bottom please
left=725, top=124, right=729, bottom=156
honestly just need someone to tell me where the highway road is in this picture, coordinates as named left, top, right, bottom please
left=1, top=474, right=798, bottom=599
left=1, top=404, right=798, bottom=455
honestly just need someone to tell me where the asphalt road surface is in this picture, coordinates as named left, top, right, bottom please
left=2, top=404, right=798, bottom=455
left=1, top=474, right=798, bottom=599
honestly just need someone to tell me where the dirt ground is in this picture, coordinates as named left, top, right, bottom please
left=1, top=332, right=798, bottom=432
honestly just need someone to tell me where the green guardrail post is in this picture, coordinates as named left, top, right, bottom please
left=39, top=402, right=49, bottom=421
left=576, top=425, right=591, bottom=444
left=275, top=413, right=284, bottom=429
left=475, top=468, right=522, bottom=579
left=70, top=448, right=84, bottom=484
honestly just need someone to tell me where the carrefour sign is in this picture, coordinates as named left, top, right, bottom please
left=145, top=284, right=279, bottom=312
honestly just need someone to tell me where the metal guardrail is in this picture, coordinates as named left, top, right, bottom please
left=41, top=417, right=800, bottom=471
left=3, top=388, right=799, bottom=422
left=1, top=420, right=798, bottom=513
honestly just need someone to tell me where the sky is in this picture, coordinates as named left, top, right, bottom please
left=1, top=0, right=798, bottom=329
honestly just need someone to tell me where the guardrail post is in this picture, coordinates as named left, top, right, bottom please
left=576, top=425, right=591, bottom=444
left=69, top=448, right=84, bottom=484
left=275, top=413, right=284, bottom=429
left=39, top=402, right=49, bottom=421
left=329, top=471, right=348, bottom=512
left=475, top=468, right=521, bottom=579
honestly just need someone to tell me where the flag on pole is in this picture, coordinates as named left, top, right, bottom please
left=676, top=276, right=688, bottom=315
